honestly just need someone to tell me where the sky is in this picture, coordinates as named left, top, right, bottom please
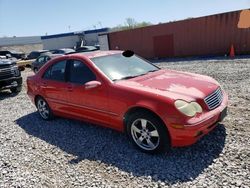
left=0, top=0, right=249, bottom=37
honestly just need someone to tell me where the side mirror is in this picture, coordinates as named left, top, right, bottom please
left=84, top=81, right=101, bottom=90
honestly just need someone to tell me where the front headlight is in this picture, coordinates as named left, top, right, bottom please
left=174, top=100, right=202, bottom=117
left=12, top=66, right=20, bottom=77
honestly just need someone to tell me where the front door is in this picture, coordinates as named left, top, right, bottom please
left=66, top=60, right=110, bottom=125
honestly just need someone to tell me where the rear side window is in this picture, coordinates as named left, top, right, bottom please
left=37, top=56, right=45, bottom=63
left=43, top=68, right=51, bottom=79
left=42, top=60, right=66, bottom=82
left=68, top=60, right=96, bottom=84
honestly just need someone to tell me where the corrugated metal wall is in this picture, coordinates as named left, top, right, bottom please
left=0, top=36, right=42, bottom=47
left=42, top=35, right=80, bottom=50
left=108, top=9, right=250, bottom=58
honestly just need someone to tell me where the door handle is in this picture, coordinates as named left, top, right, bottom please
left=67, top=86, right=73, bottom=92
left=41, top=82, right=47, bottom=88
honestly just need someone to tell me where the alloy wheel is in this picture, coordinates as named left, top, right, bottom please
left=131, top=118, right=160, bottom=151
left=37, top=99, right=50, bottom=119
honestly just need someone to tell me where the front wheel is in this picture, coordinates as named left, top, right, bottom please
left=36, top=97, right=54, bottom=120
left=126, top=111, right=170, bottom=154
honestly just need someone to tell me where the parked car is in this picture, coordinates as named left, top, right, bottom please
left=50, top=48, right=75, bottom=54
left=16, top=59, right=35, bottom=69
left=0, top=59, right=22, bottom=93
left=27, top=50, right=228, bottom=153
left=17, top=50, right=50, bottom=68
left=31, top=53, right=63, bottom=73
left=0, top=50, right=25, bottom=59
left=26, top=50, right=49, bottom=60
left=75, top=46, right=98, bottom=52
left=94, top=45, right=100, bottom=50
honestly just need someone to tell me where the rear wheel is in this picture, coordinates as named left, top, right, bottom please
left=36, top=97, right=54, bottom=120
left=126, top=111, right=170, bottom=154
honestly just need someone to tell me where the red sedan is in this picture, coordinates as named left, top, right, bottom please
left=27, top=50, right=228, bottom=153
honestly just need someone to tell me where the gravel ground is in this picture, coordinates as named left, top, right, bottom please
left=0, top=57, right=249, bottom=187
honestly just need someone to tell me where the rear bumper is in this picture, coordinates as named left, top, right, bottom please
left=168, top=93, right=228, bottom=147
left=0, top=76, right=22, bottom=91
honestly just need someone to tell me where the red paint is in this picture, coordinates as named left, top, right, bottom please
left=27, top=51, right=228, bottom=147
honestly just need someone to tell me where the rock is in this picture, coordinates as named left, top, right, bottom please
left=1, top=59, right=250, bottom=187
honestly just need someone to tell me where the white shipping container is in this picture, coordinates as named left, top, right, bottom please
left=99, top=34, right=109, bottom=51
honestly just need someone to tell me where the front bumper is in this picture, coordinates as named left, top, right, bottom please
left=0, top=76, right=22, bottom=91
left=168, top=93, right=228, bottom=147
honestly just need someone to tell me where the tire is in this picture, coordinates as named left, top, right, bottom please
left=36, top=97, right=54, bottom=120
left=126, top=111, right=170, bottom=154
left=10, top=86, right=22, bottom=93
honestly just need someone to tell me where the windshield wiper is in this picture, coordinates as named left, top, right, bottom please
left=113, top=75, right=138, bottom=81
left=147, top=69, right=158, bottom=73
left=113, top=70, right=159, bottom=81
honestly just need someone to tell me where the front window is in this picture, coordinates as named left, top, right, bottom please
left=37, top=56, right=45, bottom=63
left=68, top=60, right=96, bottom=84
left=91, top=53, right=159, bottom=81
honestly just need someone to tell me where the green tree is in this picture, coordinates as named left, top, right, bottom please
left=112, top=18, right=152, bottom=31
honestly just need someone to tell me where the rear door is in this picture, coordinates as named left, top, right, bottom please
left=40, top=60, right=71, bottom=114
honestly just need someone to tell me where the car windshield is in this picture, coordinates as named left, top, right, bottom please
left=91, top=53, right=159, bottom=81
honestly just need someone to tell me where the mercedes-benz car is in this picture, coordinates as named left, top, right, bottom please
left=27, top=50, right=228, bottom=153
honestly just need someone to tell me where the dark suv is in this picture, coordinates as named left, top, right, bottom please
left=0, top=50, right=25, bottom=59
left=0, top=59, right=22, bottom=93
left=27, top=50, right=49, bottom=60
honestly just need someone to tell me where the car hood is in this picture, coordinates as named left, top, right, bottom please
left=0, top=59, right=16, bottom=67
left=11, top=51, right=25, bottom=55
left=115, top=69, right=219, bottom=101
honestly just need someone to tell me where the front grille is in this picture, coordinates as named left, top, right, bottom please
left=204, top=87, right=223, bottom=110
left=0, top=65, right=11, bottom=69
left=0, top=67, right=14, bottom=80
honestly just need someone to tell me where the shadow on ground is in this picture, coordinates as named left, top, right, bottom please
left=16, top=112, right=226, bottom=184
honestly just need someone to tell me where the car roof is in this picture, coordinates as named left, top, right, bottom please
left=40, top=53, right=63, bottom=58
left=77, top=46, right=96, bottom=49
left=49, top=54, right=64, bottom=58
left=60, top=48, right=74, bottom=51
left=69, top=50, right=122, bottom=59
left=31, top=50, right=49, bottom=53
left=59, top=48, right=75, bottom=53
